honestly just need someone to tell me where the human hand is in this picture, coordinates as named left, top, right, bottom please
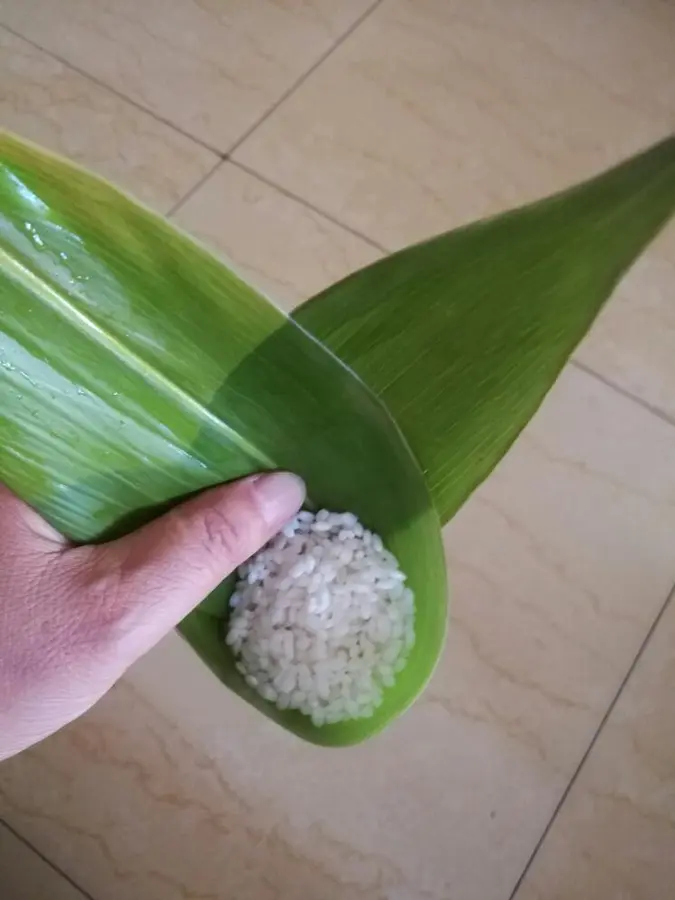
left=0, top=473, right=305, bottom=761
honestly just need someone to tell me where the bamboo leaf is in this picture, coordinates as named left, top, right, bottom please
left=0, top=132, right=446, bottom=746
left=3, top=132, right=673, bottom=745
left=295, top=137, right=675, bottom=524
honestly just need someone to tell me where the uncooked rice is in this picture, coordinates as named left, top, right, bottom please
left=226, top=509, right=415, bottom=726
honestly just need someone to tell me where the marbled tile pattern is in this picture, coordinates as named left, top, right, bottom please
left=0, top=0, right=377, bottom=151
left=0, top=26, right=217, bottom=212
left=514, top=591, right=675, bottom=900
left=1, top=1, right=674, bottom=898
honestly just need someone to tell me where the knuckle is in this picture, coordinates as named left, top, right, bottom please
left=198, top=504, right=255, bottom=565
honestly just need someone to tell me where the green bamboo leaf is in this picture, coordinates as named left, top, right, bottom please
left=3, top=133, right=674, bottom=745
left=0, top=132, right=446, bottom=746
left=295, top=137, right=675, bottom=524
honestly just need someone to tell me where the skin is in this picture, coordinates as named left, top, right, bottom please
left=0, top=472, right=305, bottom=761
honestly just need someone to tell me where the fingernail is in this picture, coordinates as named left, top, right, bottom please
left=252, top=472, right=306, bottom=527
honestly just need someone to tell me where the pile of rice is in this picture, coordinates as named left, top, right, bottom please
left=226, top=510, right=415, bottom=727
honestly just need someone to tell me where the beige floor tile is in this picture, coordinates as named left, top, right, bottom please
left=235, top=0, right=675, bottom=420
left=0, top=0, right=376, bottom=153
left=574, top=233, right=675, bottom=424
left=0, top=820, right=86, bottom=900
left=2, top=366, right=675, bottom=900
left=172, top=162, right=380, bottom=311
left=0, top=26, right=217, bottom=213
left=514, top=592, right=675, bottom=900
left=236, top=0, right=675, bottom=246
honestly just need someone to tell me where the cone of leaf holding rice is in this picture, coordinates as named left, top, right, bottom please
left=1, top=131, right=674, bottom=744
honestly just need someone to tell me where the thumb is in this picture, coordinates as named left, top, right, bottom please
left=70, top=472, right=305, bottom=659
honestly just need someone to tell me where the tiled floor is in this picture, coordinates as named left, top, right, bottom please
left=0, top=822, right=86, bottom=900
left=1, top=2, right=674, bottom=898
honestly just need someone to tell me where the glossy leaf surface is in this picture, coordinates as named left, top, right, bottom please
left=0, top=133, right=446, bottom=746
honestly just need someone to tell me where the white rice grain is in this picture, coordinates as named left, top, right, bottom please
left=226, top=509, right=415, bottom=725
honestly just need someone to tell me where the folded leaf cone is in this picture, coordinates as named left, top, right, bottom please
left=1, top=132, right=674, bottom=744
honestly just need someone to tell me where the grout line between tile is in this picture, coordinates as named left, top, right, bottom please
left=168, top=156, right=226, bottom=218
left=228, top=158, right=386, bottom=252
left=570, top=359, right=675, bottom=428
left=0, top=23, right=224, bottom=158
left=506, top=582, right=675, bottom=900
left=224, top=0, right=386, bottom=158
left=1, top=0, right=384, bottom=164
left=1, top=2, right=384, bottom=223
left=0, top=817, right=95, bottom=900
